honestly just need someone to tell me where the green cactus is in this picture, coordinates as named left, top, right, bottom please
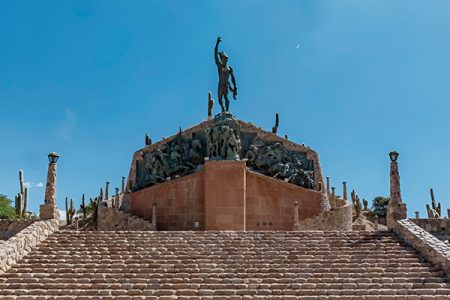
left=79, top=194, right=87, bottom=220
left=355, top=198, right=362, bottom=219
left=15, top=170, right=28, bottom=218
left=90, top=197, right=101, bottom=226
left=362, top=198, right=368, bottom=210
left=272, top=112, right=279, bottom=134
left=65, top=197, right=76, bottom=225
left=426, top=188, right=441, bottom=218
left=351, top=190, right=356, bottom=204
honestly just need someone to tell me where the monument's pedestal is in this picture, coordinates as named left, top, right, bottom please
left=39, top=204, right=60, bottom=220
left=204, top=160, right=246, bottom=230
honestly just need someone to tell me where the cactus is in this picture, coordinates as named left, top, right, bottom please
left=426, top=188, right=441, bottom=218
left=362, top=198, right=368, bottom=210
left=15, top=170, right=28, bottom=218
left=90, top=197, right=101, bottom=225
left=65, top=197, right=76, bottom=225
left=272, top=112, right=279, bottom=134
left=355, top=198, right=362, bottom=219
left=99, top=187, right=103, bottom=201
left=145, top=134, right=152, bottom=146
left=351, top=190, right=356, bottom=204
left=79, top=194, right=87, bottom=220
left=207, top=91, right=214, bottom=118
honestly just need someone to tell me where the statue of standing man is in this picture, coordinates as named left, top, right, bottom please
left=215, top=37, right=237, bottom=113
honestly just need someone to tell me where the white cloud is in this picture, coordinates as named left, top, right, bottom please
left=57, top=109, right=77, bottom=143
left=36, top=182, right=44, bottom=187
left=58, top=210, right=66, bottom=221
left=296, top=44, right=301, bottom=50
left=24, top=181, right=32, bottom=189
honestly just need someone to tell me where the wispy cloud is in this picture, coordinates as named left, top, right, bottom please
left=58, top=210, right=66, bottom=221
left=295, top=44, right=301, bottom=50
left=57, top=109, right=77, bottom=143
left=36, top=182, right=44, bottom=187
left=24, top=181, right=32, bottom=189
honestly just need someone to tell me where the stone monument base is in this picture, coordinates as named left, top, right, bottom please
left=39, top=204, right=60, bottom=220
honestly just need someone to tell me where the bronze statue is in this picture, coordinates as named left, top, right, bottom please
left=214, top=37, right=237, bottom=112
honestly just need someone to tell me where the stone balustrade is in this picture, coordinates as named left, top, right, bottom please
left=394, top=219, right=450, bottom=274
left=0, top=219, right=35, bottom=240
left=0, top=219, right=59, bottom=275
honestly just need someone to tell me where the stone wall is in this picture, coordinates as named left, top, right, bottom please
left=393, top=219, right=450, bottom=274
left=98, top=200, right=154, bottom=231
left=0, top=219, right=35, bottom=240
left=0, top=219, right=59, bottom=275
left=294, top=202, right=353, bottom=231
left=131, top=172, right=204, bottom=230
left=410, top=218, right=450, bottom=234
left=246, top=171, right=322, bottom=231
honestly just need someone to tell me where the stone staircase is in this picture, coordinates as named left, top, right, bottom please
left=0, top=230, right=449, bottom=299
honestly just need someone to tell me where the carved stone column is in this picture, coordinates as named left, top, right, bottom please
left=326, top=177, right=331, bottom=197
left=387, top=151, right=407, bottom=228
left=40, top=152, right=60, bottom=220
left=121, top=177, right=125, bottom=193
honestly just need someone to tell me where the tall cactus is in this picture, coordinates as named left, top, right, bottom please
left=362, top=198, right=368, bottom=210
left=272, top=112, right=279, bottom=134
left=15, top=170, right=28, bottom=218
left=80, top=194, right=87, bottom=220
left=426, top=188, right=441, bottom=218
left=65, top=197, right=76, bottom=225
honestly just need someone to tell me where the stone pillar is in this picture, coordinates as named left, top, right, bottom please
left=331, top=187, right=336, bottom=199
left=105, top=182, right=110, bottom=200
left=121, top=177, right=125, bottom=193
left=387, top=152, right=407, bottom=228
left=151, top=203, right=157, bottom=230
left=374, top=215, right=379, bottom=231
left=447, top=209, right=450, bottom=218
left=40, top=152, right=60, bottom=220
left=204, top=160, right=246, bottom=230
left=415, top=211, right=420, bottom=219
left=342, top=182, right=347, bottom=200
left=326, top=177, right=331, bottom=197
left=293, top=202, right=299, bottom=231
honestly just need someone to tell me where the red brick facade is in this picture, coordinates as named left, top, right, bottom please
left=130, top=160, right=322, bottom=231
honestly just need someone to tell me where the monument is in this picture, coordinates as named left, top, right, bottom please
left=120, top=38, right=334, bottom=231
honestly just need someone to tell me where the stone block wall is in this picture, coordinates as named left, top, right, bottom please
left=294, top=202, right=353, bottom=231
left=246, top=171, right=322, bottom=230
left=410, top=218, right=450, bottom=234
left=393, top=219, right=450, bottom=274
left=0, top=219, right=35, bottom=240
left=131, top=172, right=204, bottom=230
left=98, top=200, right=153, bottom=231
left=0, top=219, right=59, bottom=275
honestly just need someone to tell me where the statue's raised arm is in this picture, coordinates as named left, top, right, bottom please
left=214, top=37, right=221, bottom=66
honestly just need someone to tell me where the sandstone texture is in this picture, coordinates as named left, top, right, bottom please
left=0, top=219, right=35, bottom=240
left=394, top=219, right=450, bottom=274
left=0, top=230, right=449, bottom=298
left=0, top=219, right=59, bottom=275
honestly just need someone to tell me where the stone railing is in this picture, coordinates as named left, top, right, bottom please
left=0, top=218, right=36, bottom=240
left=0, top=219, right=59, bottom=275
left=97, top=197, right=154, bottom=231
left=394, top=219, right=450, bottom=274
left=410, top=218, right=450, bottom=234
left=295, top=202, right=353, bottom=231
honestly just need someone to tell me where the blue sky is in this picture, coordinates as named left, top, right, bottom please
left=0, top=1, right=449, bottom=217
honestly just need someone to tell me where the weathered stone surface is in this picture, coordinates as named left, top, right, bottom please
left=0, top=219, right=59, bottom=275
left=0, top=219, right=35, bottom=240
left=97, top=198, right=153, bottom=231
left=0, top=230, right=449, bottom=297
left=294, top=201, right=352, bottom=231
left=394, top=219, right=450, bottom=274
